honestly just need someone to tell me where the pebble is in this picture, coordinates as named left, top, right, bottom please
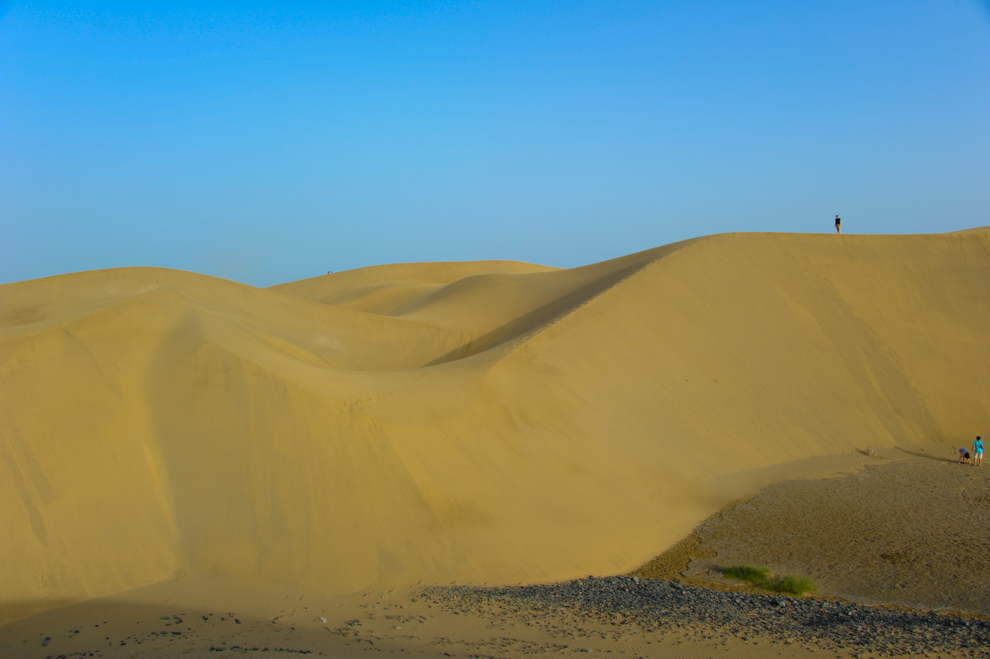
left=425, top=576, right=990, bottom=657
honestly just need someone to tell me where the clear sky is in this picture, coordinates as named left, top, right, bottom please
left=2, top=1, right=988, bottom=287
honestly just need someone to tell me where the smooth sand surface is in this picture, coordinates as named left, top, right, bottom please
left=2, top=230, right=989, bottom=654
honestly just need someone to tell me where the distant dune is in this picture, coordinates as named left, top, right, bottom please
left=1, top=230, right=988, bottom=625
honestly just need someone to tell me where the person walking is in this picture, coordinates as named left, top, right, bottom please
left=974, top=436, right=984, bottom=467
left=834, top=215, right=841, bottom=234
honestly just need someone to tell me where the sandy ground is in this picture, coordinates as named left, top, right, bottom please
left=3, top=577, right=974, bottom=659
left=671, top=450, right=990, bottom=615
left=4, top=449, right=989, bottom=658
left=2, top=229, right=989, bottom=654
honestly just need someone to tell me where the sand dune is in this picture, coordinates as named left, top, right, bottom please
left=1, top=230, right=989, bottom=626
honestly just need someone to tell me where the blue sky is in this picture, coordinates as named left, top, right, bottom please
left=1, top=1, right=988, bottom=286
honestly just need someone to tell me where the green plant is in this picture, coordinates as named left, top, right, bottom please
left=719, top=565, right=769, bottom=585
left=766, top=574, right=816, bottom=595
left=719, top=565, right=815, bottom=595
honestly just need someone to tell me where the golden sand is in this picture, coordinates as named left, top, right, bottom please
left=1, top=229, right=989, bottom=655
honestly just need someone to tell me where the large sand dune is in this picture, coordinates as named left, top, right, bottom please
left=2, top=230, right=989, bottom=625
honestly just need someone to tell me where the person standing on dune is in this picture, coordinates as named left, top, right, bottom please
left=835, top=215, right=841, bottom=234
left=974, top=436, right=984, bottom=467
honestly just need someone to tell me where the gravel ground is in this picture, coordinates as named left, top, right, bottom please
left=425, top=577, right=990, bottom=657
left=677, top=457, right=990, bottom=614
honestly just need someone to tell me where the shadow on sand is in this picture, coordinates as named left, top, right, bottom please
left=0, top=598, right=332, bottom=658
left=894, top=446, right=957, bottom=464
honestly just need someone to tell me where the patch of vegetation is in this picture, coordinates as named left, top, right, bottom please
left=720, top=565, right=769, bottom=584
left=719, top=565, right=815, bottom=596
left=765, top=574, right=816, bottom=595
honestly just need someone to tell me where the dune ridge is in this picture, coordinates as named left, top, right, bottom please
left=1, top=230, right=989, bottom=625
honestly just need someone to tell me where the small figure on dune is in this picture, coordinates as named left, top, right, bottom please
left=959, top=446, right=972, bottom=465
left=974, top=436, right=984, bottom=467
left=834, top=215, right=841, bottom=234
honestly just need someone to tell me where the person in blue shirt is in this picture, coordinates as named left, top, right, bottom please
left=974, top=436, right=984, bottom=467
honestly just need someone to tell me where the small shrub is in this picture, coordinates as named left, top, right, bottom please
left=766, top=574, right=816, bottom=595
left=720, top=565, right=815, bottom=595
left=720, top=565, right=769, bottom=585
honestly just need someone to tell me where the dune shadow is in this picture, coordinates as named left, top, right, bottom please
left=894, top=446, right=956, bottom=463
left=425, top=261, right=647, bottom=366
left=0, top=597, right=327, bottom=657
left=0, top=599, right=78, bottom=630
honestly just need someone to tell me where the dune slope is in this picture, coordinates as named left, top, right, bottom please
left=1, top=231, right=988, bottom=624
